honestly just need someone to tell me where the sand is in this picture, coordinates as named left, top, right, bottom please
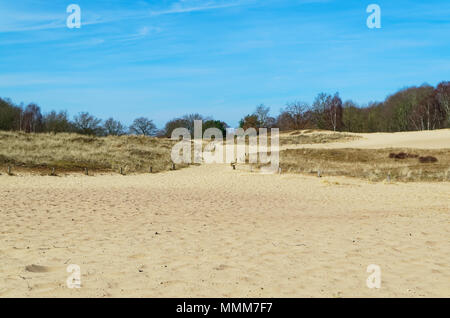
left=280, top=129, right=450, bottom=150
left=1, top=161, right=449, bottom=297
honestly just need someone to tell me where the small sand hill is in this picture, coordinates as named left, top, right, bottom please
left=280, top=129, right=450, bottom=150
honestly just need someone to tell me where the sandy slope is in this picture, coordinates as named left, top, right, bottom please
left=280, top=129, right=450, bottom=150
left=1, top=164, right=449, bottom=297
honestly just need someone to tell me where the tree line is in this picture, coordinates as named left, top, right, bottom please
left=0, top=100, right=157, bottom=136
left=240, top=81, right=449, bottom=132
left=1, top=81, right=448, bottom=137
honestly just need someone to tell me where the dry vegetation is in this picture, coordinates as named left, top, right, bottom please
left=279, top=130, right=360, bottom=146
left=1, top=130, right=449, bottom=182
left=0, top=131, right=188, bottom=175
left=265, top=130, right=450, bottom=182
left=279, top=148, right=450, bottom=182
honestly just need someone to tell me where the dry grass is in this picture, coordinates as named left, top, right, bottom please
left=279, top=148, right=450, bottom=182
left=279, top=130, right=360, bottom=146
left=0, top=131, right=188, bottom=175
left=2, top=130, right=449, bottom=182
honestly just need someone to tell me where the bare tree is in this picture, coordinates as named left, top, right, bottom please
left=312, top=93, right=332, bottom=129
left=22, top=103, right=43, bottom=133
left=129, top=117, right=157, bottom=136
left=254, top=104, right=271, bottom=127
left=435, top=81, right=450, bottom=126
left=312, top=92, right=343, bottom=131
left=181, top=113, right=206, bottom=136
left=328, top=93, right=343, bottom=131
left=164, top=118, right=190, bottom=137
left=73, top=112, right=103, bottom=135
left=282, top=101, right=309, bottom=130
left=104, top=118, right=126, bottom=136
left=43, top=110, right=73, bottom=133
left=409, top=93, right=446, bottom=130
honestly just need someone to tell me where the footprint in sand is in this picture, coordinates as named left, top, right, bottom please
left=25, top=264, right=57, bottom=273
left=128, top=253, right=148, bottom=260
left=214, top=264, right=231, bottom=271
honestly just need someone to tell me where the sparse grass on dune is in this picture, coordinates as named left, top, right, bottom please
left=279, top=148, right=450, bottom=182
left=2, top=130, right=449, bottom=182
left=279, top=130, right=360, bottom=146
left=0, top=131, right=188, bottom=174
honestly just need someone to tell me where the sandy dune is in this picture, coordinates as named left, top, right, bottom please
left=280, top=129, right=450, bottom=150
left=1, top=164, right=449, bottom=297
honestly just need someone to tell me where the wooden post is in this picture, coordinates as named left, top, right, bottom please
left=7, top=165, right=11, bottom=175
left=85, top=168, right=89, bottom=176
left=172, top=163, right=176, bottom=170
left=149, top=166, right=153, bottom=173
left=120, top=167, right=123, bottom=175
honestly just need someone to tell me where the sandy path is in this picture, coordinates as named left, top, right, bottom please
left=0, top=164, right=449, bottom=297
left=280, top=129, right=450, bottom=150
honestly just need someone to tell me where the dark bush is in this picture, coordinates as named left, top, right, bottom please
left=418, top=156, right=438, bottom=163
left=389, top=152, right=419, bottom=159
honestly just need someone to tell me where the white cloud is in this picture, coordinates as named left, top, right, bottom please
left=0, top=0, right=250, bottom=33
left=150, top=0, right=246, bottom=15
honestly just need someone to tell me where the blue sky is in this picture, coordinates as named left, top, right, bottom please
left=1, top=0, right=449, bottom=128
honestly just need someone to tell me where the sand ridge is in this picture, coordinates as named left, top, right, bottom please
left=279, top=129, right=450, bottom=150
